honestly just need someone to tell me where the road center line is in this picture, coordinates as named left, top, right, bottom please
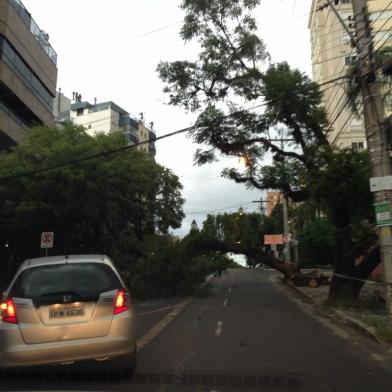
left=223, top=298, right=228, bottom=307
left=228, top=287, right=232, bottom=294
left=215, top=321, right=223, bottom=337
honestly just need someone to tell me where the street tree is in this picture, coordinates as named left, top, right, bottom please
left=0, top=124, right=184, bottom=279
left=157, top=0, right=380, bottom=298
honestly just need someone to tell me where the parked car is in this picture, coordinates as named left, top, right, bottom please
left=0, top=255, right=136, bottom=373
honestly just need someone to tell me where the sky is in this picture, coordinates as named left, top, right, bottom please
left=23, top=0, right=313, bottom=236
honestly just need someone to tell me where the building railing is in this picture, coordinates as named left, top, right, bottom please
left=9, top=0, right=57, bottom=65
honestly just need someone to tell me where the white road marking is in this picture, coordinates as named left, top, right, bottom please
left=228, top=288, right=232, bottom=294
left=215, top=321, right=223, bottom=337
left=223, top=298, right=229, bottom=307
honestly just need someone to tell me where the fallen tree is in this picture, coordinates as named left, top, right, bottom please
left=158, top=0, right=381, bottom=299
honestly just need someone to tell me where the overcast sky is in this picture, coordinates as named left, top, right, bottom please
left=24, top=0, right=312, bottom=236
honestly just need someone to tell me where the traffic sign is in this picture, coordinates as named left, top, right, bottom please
left=41, top=232, right=54, bottom=248
left=264, top=234, right=284, bottom=245
left=374, top=203, right=392, bottom=227
left=370, top=176, right=392, bottom=192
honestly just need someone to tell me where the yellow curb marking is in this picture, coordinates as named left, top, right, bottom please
left=137, top=298, right=192, bottom=351
left=371, top=353, right=385, bottom=362
left=136, top=304, right=177, bottom=316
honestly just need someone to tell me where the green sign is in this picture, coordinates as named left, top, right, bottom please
left=374, top=202, right=392, bottom=226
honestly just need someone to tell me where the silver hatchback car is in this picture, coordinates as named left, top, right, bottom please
left=0, top=255, right=136, bottom=373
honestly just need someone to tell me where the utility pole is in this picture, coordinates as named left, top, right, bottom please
left=352, top=0, right=392, bottom=326
left=282, top=196, right=291, bottom=262
left=328, top=0, right=392, bottom=323
left=280, top=133, right=291, bottom=263
left=255, top=136, right=295, bottom=263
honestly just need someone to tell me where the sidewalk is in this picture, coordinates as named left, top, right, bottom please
left=289, top=280, right=392, bottom=346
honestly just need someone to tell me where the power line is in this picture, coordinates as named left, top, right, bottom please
left=0, top=103, right=267, bottom=182
left=321, top=2, right=392, bottom=143
left=323, top=46, right=356, bottom=108
left=0, top=75, right=344, bottom=182
left=372, top=15, right=392, bottom=50
left=331, top=107, right=363, bottom=147
left=370, top=0, right=392, bottom=28
left=185, top=202, right=255, bottom=215
left=329, top=97, right=353, bottom=143
left=314, top=40, right=351, bottom=59
left=313, top=52, right=353, bottom=66
left=128, top=20, right=182, bottom=42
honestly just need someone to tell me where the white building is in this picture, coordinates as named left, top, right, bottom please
left=53, top=93, right=156, bottom=155
left=308, top=0, right=392, bottom=150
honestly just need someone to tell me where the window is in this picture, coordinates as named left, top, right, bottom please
left=352, top=141, right=365, bottom=152
left=345, top=55, right=357, bottom=65
left=340, top=11, right=352, bottom=21
left=10, top=263, right=121, bottom=299
left=76, top=108, right=83, bottom=116
left=373, top=30, right=392, bottom=43
left=88, top=124, right=92, bottom=129
left=342, top=34, right=351, bottom=45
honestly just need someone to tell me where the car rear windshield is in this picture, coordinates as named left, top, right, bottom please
left=10, top=262, right=122, bottom=299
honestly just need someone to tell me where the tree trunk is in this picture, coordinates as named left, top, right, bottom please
left=199, top=238, right=297, bottom=280
left=329, top=246, right=381, bottom=300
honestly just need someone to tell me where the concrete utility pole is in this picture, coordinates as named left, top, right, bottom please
left=328, top=0, right=392, bottom=323
left=282, top=197, right=291, bottom=262
left=261, top=137, right=295, bottom=263
left=280, top=134, right=291, bottom=263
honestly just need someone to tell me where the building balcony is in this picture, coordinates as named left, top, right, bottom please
left=9, top=0, right=57, bottom=65
left=125, top=130, right=139, bottom=145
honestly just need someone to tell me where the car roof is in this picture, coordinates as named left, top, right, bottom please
left=19, top=255, right=113, bottom=270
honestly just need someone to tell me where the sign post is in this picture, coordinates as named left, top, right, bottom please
left=264, top=234, right=284, bottom=260
left=40, top=232, right=54, bottom=256
left=263, top=234, right=284, bottom=245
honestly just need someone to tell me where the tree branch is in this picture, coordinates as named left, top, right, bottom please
left=216, top=137, right=308, bottom=165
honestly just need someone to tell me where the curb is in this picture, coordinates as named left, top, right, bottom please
left=285, top=280, right=384, bottom=345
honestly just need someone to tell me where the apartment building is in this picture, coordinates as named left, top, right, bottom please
left=0, top=0, right=57, bottom=149
left=54, top=93, right=156, bottom=155
left=309, top=0, right=392, bottom=150
left=138, top=115, right=156, bottom=155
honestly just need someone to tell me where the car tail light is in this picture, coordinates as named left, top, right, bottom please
left=0, top=299, right=18, bottom=324
left=114, top=289, right=130, bottom=315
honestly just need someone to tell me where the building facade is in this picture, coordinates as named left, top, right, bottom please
left=0, top=0, right=57, bottom=149
left=265, top=191, right=282, bottom=217
left=54, top=93, right=156, bottom=155
left=308, top=0, right=392, bottom=149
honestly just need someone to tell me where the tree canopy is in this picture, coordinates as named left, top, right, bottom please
left=157, top=0, right=381, bottom=298
left=0, top=124, right=184, bottom=272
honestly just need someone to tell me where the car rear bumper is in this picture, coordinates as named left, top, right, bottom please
left=0, top=314, right=135, bottom=368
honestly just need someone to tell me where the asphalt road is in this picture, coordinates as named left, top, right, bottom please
left=2, top=268, right=392, bottom=391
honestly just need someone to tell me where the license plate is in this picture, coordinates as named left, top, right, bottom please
left=49, top=308, right=85, bottom=318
